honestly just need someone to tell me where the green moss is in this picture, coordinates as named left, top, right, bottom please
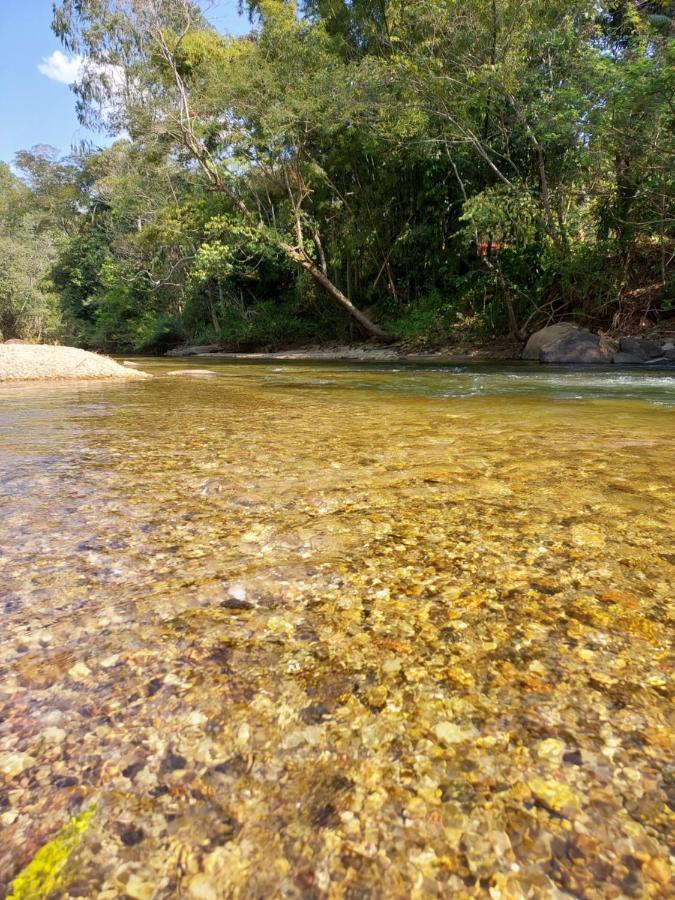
left=8, top=806, right=95, bottom=900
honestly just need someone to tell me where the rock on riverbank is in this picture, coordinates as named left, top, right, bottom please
left=0, top=344, right=149, bottom=382
left=523, top=326, right=675, bottom=366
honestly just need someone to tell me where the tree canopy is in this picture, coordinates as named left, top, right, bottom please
left=2, top=0, right=672, bottom=349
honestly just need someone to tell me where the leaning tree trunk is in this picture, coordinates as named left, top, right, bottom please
left=156, top=29, right=395, bottom=343
left=281, top=242, right=395, bottom=341
left=205, top=168, right=394, bottom=340
left=182, top=130, right=395, bottom=340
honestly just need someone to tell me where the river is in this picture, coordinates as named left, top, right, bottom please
left=1, top=360, right=673, bottom=898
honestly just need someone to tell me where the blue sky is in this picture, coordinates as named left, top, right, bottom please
left=0, top=1, right=248, bottom=164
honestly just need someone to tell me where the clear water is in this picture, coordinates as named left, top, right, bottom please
left=0, top=360, right=673, bottom=898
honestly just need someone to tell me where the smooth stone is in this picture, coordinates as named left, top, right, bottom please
left=0, top=752, right=36, bottom=778
left=644, top=857, right=672, bottom=888
left=612, top=352, right=645, bottom=365
left=522, top=323, right=579, bottom=360
left=433, top=721, right=475, bottom=744
left=125, top=875, right=156, bottom=900
left=528, top=777, right=581, bottom=816
left=563, top=749, right=583, bottom=766
left=41, top=726, right=67, bottom=743
left=536, top=738, right=567, bottom=762
left=540, top=330, right=613, bottom=364
left=619, top=337, right=663, bottom=359
left=187, top=874, right=220, bottom=900
left=68, top=661, right=92, bottom=680
left=220, top=597, right=254, bottom=611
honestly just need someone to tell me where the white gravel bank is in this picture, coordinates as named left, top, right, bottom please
left=0, top=344, right=149, bottom=382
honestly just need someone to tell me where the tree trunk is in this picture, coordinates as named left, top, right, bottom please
left=280, top=242, right=395, bottom=341
left=493, top=256, right=524, bottom=341
left=160, top=47, right=393, bottom=342
left=615, top=152, right=638, bottom=263
left=193, top=157, right=392, bottom=340
left=207, top=285, right=220, bottom=334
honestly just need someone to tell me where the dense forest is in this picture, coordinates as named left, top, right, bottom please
left=1, top=0, right=673, bottom=352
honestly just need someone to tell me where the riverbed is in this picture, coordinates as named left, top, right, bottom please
left=1, top=360, right=673, bottom=898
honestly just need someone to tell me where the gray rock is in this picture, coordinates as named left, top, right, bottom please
left=522, top=323, right=579, bottom=360
left=612, top=352, right=645, bottom=365
left=612, top=351, right=646, bottom=365
left=663, top=347, right=675, bottom=360
left=540, top=330, right=613, bottom=364
left=166, top=344, right=220, bottom=357
left=618, top=337, right=663, bottom=360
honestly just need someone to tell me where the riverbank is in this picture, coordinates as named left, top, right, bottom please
left=166, top=335, right=523, bottom=363
left=166, top=327, right=675, bottom=366
left=0, top=344, right=149, bottom=382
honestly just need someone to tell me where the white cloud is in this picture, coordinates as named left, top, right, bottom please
left=38, top=51, right=84, bottom=85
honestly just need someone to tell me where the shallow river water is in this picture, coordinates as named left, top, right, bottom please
left=0, top=360, right=673, bottom=899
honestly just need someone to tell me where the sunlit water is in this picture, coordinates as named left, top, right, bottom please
left=1, top=360, right=673, bottom=898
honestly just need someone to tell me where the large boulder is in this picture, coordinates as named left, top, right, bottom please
left=619, top=337, right=664, bottom=360
left=539, top=330, right=613, bottom=364
left=612, top=351, right=645, bottom=365
left=522, top=324, right=579, bottom=360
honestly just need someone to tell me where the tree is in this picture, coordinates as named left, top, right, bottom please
left=8, top=0, right=669, bottom=351
left=0, top=161, right=63, bottom=341
left=53, top=0, right=394, bottom=339
left=361, top=0, right=673, bottom=331
left=594, top=2, right=674, bottom=272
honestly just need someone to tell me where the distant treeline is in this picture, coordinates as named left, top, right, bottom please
left=1, top=1, right=673, bottom=351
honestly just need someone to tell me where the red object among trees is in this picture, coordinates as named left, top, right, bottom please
left=477, top=241, right=504, bottom=257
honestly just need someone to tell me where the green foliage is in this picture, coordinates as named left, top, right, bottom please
left=386, top=292, right=459, bottom=342
left=134, top=314, right=186, bottom=354
left=214, top=300, right=322, bottom=349
left=0, top=161, right=64, bottom=341
left=4, top=1, right=671, bottom=351
left=460, top=187, right=542, bottom=248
